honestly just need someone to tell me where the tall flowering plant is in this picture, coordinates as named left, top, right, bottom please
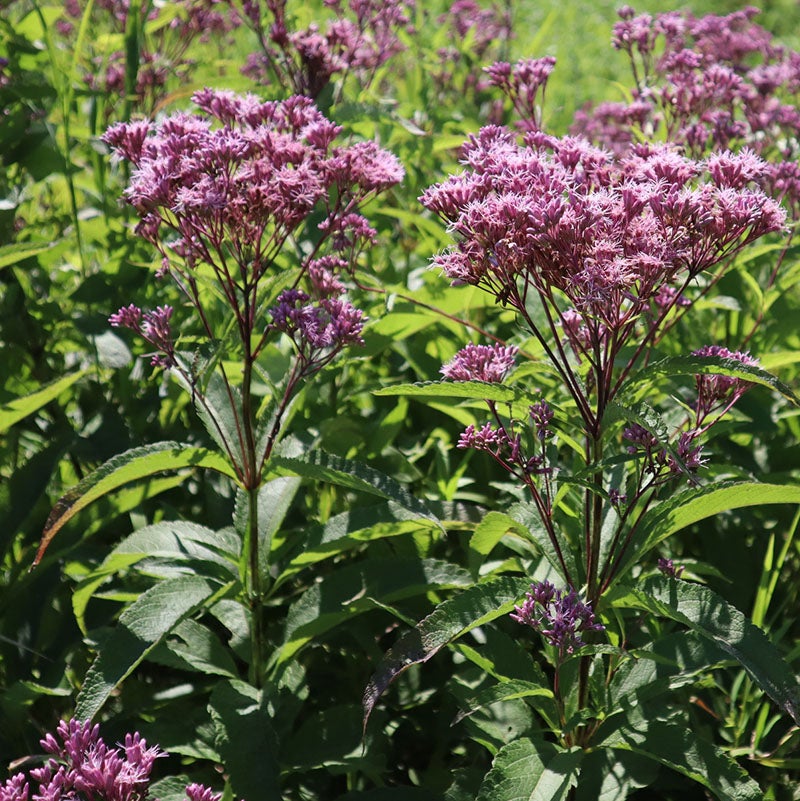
left=364, top=51, right=800, bottom=798
left=32, top=87, right=423, bottom=796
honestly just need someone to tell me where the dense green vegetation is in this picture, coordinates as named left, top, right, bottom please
left=2, top=1, right=800, bottom=799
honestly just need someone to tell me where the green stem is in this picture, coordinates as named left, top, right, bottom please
left=241, top=324, right=264, bottom=687
left=246, top=480, right=264, bottom=688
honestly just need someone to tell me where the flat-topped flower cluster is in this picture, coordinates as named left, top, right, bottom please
left=105, top=88, right=402, bottom=373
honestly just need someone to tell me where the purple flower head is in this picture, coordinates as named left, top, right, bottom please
left=511, top=581, right=604, bottom=657
left=422, top=125, right=785, bottom=359
left=457, top=422, right=501, bottom=450
left=241, top=0, right=414, bottom=97
left=441, top=343, right=518, bottom=383
left=268, top=289, right=364, bottom=366
left=110, top=304, right=176, bottom=368
left=665, top=430, right=706, bottom=476
left=529, top=400, right=554, bottom=440
left=657, top=556, right=685, bottom=578
left=185, top=784, right=223, bottom=801
left=103, top=91, right=402, bottom=272
left=1, top=720, right=234, bottom=801
left=692, top=344, right=759, bottom=421
left=0, top=774, right=29, bottom=801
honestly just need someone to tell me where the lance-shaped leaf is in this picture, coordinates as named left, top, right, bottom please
left=0, top=240, right=55, bottom=271
left=606, top=576, right=800, bottom=724
left=622, top=354, right=800, bottom=406
left=598, top=719, right=761, bottom=801
left=0, top=370, right=86, bottom=433
left=374, top=379, right=521, bottom=403
left=452, top=678, right=556, bottom=725
left=35, top=442, right=240, bottom=565
left=209, top=680, right=281, bottom=801
left=76, top=575, right=228, bottom=720
left=363, top=576, right=532, bottom=728
left=476, top=738, right=582, bottom=801
left=269, top=449, right=439, bottom=521
left=610, top=481, right=800, bottom=583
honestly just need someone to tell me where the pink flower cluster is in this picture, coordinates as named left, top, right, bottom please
left=240, top=0, right=415, bottom=98
left=692, top=345, right=759, bottom=427
left=421, top=127, right=784, bottom=372
left=511, top=580, right=604, bottom=658
left=432, top=1, right=512, bottom=105
left=485, top=57, right=557, bottom=131
left=59, top=0, right=240, bottom=115
left=268, top=288, right=364, bottom=373
left=104, top=88, right=402, bottom=366
left=440, top=343, right=518, bottom=383
left=109, top=304, right=175, bottom=368
left=0, top=719, right=226, bottom=801
left=573, top=6, right=800, bottom=214
left=620, top=345, right=758, bottom=481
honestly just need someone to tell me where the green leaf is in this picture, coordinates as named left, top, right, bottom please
left=75, top=576, right=227, bottom=720
left=0, top=240, right=54, bottom=270
left=192, top=369, right=246, bottom=472
left=234, top=477, right=300, bottom=579
left=374, top=379, right=521, bottom=403
left=506, top=503, right=578, bottom=585
left=611, top=481, right=800, bottom=582
left=607, top=577, right=800, bottom=724
left=623, top=354, right=800, bottom=406
left=275, top=558, right=471, bottom=666
left=269, top=448, right=440, bottom=521
left=0, top=370, right=86, bottom=433
left=476, top=739, right=581, bottom=801
left=452, top=679, right=555, bottom=725
left=160, top=618, right=239, bottom=678
left=607, top=630, right=730, bottom=713
left=209, top=680, right=281, bottom=801
left=282, top=704, right=376, bottom=771
left=35, top=442, right=240, bottom=564
left=71, top=518, right=233, bottom=634
left=363, top=576, right=532, bottom=728
left=273, top=501, right=441, bottom=590
left=574, top=749, right=657, bottom=801
left=599, top=719, right=761, bottom=801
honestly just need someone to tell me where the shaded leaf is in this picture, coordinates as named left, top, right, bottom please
left=270, top=449, right=440, bottom=521
left=476, top=739, right=581, bottom=801
left=600, top=719, right=761, bottom=801
left=611, top=481, right=800, bottom=582
left=0, top=370, right=86, bottom=433
left=35, top=442, right=240, bottom=564
left=209, top=680, right=281, bottom=801
left=275, top=558, right=471, bottom=666
left=452, top=679, right=555, bottom=725
left=76, top=576, right=227, bottom=720
left=363, top=576, right=532, bottom=728
left=607, top=577, right=800, bottom=724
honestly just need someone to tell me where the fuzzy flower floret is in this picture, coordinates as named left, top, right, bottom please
left=441, top=343, right=518, bottom=382
left=511, top=581, right=605, bottom=657
left=268, top=289, right=364, bottom=356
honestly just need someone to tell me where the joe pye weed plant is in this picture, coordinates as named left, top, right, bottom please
left=32, top=84, right=449, bottom=797
left=9, top=1, right=800, bottom=799
left=364, top=30, right=800, bottom=801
